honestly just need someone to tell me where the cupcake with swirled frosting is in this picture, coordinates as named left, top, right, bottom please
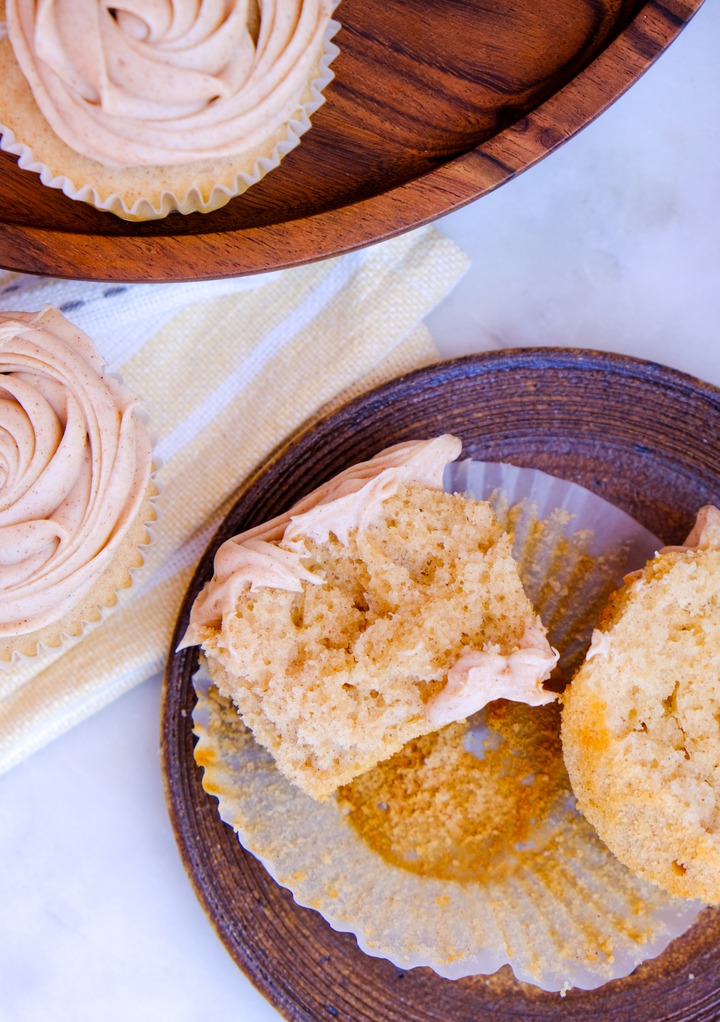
left=0, top=306, right=156, bottom=662
left=0, top=0, right=339, bottom=219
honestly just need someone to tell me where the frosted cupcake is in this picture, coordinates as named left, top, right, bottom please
left=0, top=306, right=156, bottom=663
left=0, top=0, right=340, bottom=220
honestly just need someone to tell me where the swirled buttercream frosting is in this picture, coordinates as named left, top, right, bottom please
left=0, top=307, right=153, bottom=639
left=7, top=0, right=334, bottom=167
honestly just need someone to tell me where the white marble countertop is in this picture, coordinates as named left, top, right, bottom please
left=2, top=4, right=719, bottom=1020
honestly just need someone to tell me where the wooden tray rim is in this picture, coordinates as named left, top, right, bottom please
left=0, top=0, right=706, bottom=281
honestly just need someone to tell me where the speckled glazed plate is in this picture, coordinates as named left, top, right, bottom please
left=162, top=349, right=720, bottom=1021
left=0, top=0, right=705, bottom=281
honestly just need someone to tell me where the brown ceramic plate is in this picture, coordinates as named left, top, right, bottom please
left=163, top=349, right=720, bottom=1022
left=0, top=0, right=705, bottom=282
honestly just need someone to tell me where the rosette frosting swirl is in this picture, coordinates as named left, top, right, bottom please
left=7, top=0, right=333, bottom=166
left=0, top=307, right=153, bottom=637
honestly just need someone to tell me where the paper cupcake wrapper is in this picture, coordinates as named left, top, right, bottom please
left=192, top=461, right=703, bottom=992
left=0, top=10, right=341, bottom=221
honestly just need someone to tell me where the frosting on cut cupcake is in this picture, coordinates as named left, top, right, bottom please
left=0, top=307, right=152, bottom=636
left=180, top=435, right=462, bottom=643
left=7, top=0, right=334, bottom=166
left=662, top=505, right=720, bottom=553
left=425, top=620, right=558, bottom=728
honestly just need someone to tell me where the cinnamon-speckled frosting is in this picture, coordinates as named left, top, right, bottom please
left=0, top=307, right=153, bottom=637
left=7, top=0, right=334, bottom=167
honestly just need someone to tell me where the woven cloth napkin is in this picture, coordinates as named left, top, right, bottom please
left=0, top=227, right=468, bottom=773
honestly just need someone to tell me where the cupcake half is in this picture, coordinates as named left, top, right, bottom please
left=0, top=306, right=156, bottom=663
left=0, top=0, right=340, bottom=220
left=181, top=436, right=559, bottom=800
left=562, top=505, right=720, bottom=905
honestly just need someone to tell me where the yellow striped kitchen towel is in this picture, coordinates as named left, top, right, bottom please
left=0, top=226, right=468, bottom=773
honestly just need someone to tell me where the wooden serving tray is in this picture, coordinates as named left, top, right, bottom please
left=0, top=0, right=705, bottom=282
left=163, top=349, right=720, bottom=1022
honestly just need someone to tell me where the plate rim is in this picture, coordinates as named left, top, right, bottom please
left=161, top=347, right=720, bottom=1022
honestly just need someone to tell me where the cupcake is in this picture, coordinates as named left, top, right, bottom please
left=562, top=505, right=720, bottom=905
left=0, top=306, right=156, bottom=663
left=0, top=0, right=339, bottom=220
left=181, top=436, right=559, bottom=800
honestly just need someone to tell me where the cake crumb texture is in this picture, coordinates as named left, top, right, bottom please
left=201, top=483, right=545, bottom=799
left=338, top=700, right=567, bottom=882
left=562, top=542, right=720, bottom=904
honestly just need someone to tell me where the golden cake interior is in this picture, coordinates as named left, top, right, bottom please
left=200, top=483, right=548, bottom=800
left=562, top=541, right=720, bottom=905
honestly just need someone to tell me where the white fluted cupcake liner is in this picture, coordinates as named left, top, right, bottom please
left=192, top=461, right=702, bottom=992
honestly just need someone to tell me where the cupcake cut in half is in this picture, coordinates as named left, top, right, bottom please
left=0, top=306, right=156, bottom=663
left=562, top=506, right=720, bottom=905
left=0, top=0, right=339, bottom=219
left=181, top=435, right=558, bottom=800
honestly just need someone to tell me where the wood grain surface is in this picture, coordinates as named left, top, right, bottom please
left=163, top=349, right=720, bottom=1022
left=0, top=0, right=705, bottom=281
